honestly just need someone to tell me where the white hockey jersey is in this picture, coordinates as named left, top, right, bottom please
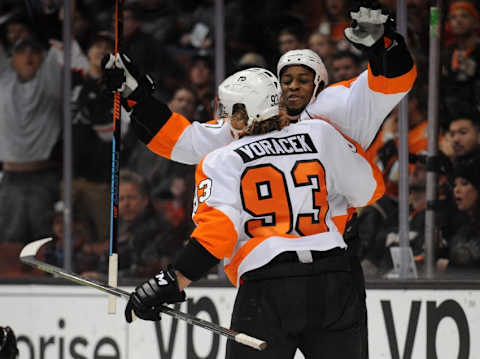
left=299, top=64, right=417, bottom=149
left=144, top=64, right=416, bottom=164
left=190, top=120, right=384, bottom=286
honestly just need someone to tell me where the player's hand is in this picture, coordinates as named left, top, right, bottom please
left=101, top=53, right=155, bottom=105
left=124, top=266, right=186, bottom=323
left=344, top=0, right=391, bottom=49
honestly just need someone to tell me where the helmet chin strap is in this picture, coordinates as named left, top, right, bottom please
left=309, top=79, right=325, bottom=105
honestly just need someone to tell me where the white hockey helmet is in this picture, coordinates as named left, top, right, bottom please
left=217, top=68, right=281, bottom=127
left=277, top=49, right=328, bottom=104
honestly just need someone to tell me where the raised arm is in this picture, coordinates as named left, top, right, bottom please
left=301, top=0, right=417, bottom=150
left=102, top=53, right=234, bottom=165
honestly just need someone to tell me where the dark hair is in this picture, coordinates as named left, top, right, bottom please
left=332, top=50, right=361, bottom=65
left=120, top=170, right=150, bottom=198
left=243, top=116, right=286, bottom=136
left=278, top=25, right=305, bottom=43
left=169, top=86, right=197, bottom=103
left=191, top=53, right=213, bottom=70
left=87, top=32, right=114, bottom=50
left=12, top=37, right=44, bottom=54
left=5, top=13, right=32, bottom=29
left=451, top=161, right=480, bottom=191
left=449, top=105, right=480, bottom=129
left=0, top=327, right=18, bottom=359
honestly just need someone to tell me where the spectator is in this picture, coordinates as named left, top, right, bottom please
left=357, top=194, right=398, bottom=277
left=307, top=31, right=335, bottom=72
left=84, top=170, right=168, bottom=279
left=139, top=0, right=178, bottom=45
left=122, top=3, right=184, bottom=100
left=236, top=52, right=267, bottom=71
left=127, top=86, right=196, bottom=199
left=443, top=162, right=480, bottom=270
left=0, top=326, right=18, bottom=359
left=379, top=157, right=429, bottom=275
left=189, top=53, right=215, bottom=123
left=150, top=177, right=194, bottom=267
left=448, top=109, right=480, bottom=166
left=315, top=0, right=351, bottom=43
left=405, top=0, right=430, bottom=57
left=58, top=0, right=97, bottom=54
left=2, top=14, right=32, bottom=54
left=361, top=151, right=453, bottom=277
left=42, top=200, right=99, bottom=273
left=0, top=37, right=62, bottom=244
left=70, top=32, right=129, bottom=242
left=441, top=0, right=480, bottom=114
left=168, top=86, right=197, bottom=120
left=367, top=84, right=432, bottom=197
left=331, top=50, right=363, bottom=82
left=277, top=25, right=305, bottom=55
left=114, top=170, right=165, bottom=277
left=369, top=156, right=428, bottom=275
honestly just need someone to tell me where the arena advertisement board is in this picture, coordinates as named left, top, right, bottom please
left=0, top=285, right=479, bottom=358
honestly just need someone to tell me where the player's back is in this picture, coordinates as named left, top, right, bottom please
left=193, top=120, right=384, bottom=285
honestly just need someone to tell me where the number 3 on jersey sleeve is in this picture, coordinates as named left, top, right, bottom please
left=193, top=178, right=213, bottom=214
left=240, top=160, right=329, bottom=238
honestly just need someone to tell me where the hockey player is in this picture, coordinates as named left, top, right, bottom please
left=102, top=1, right=416, bottom=163
left=123, top=68, right=385, bottom=359
left=103, top=1, right=415, bottom=356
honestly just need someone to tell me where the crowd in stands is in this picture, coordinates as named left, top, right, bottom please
left=0, top=0, right=480, bottom=280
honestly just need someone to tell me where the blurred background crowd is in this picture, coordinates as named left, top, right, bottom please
left=0, top=0, right=480, bottom=281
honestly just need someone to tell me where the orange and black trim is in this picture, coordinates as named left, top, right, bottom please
left=175, top=158, right=237, bottom=281
left=129, top=96, right=175, bottom=145
left=147, top=112, right=191, bottom=159
left=368, top=32, right=415, bottom=81
left=341, top=133, right=386, bottom=206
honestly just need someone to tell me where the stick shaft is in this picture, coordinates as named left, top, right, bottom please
left=108, top=0, right=124, bottom=313
left=20, top=254, right=266, bottom=350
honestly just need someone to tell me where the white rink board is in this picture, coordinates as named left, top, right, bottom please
left=0, top=285, right=479, bottom=359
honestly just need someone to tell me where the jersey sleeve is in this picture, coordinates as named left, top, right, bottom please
left=318, top=123, right=385, bottom=208
left=173, top=149, right=243, bottom=280
left=301, top=33, right=417, bottom=150
left=190, top=150, right=243, bottom=258
left=129, top=96, right=234, bottom=165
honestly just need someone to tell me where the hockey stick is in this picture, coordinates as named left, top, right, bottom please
left=19, top=238, right=267, bottom=351
left=108, top=0, right=124, bottom=314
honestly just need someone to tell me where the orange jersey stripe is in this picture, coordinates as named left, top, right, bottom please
left=328, top=76, right=359, bottom=89
left=191, top=207, right=238, bottom=259
left=147, top=112, right=191, bottom=159
left=332, top=214, right=348, bottom=234
left=367, top=63, right=417, bottom=94
left=224, top=234, right=299, bottom=286
left=341, top=133, right=385, bottom=206
left=191, top=158, right=238, bottom=260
